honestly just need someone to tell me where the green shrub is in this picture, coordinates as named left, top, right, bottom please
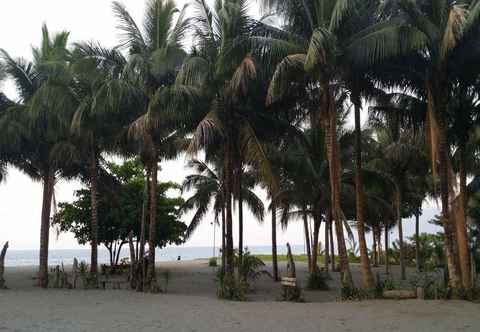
left=215, top=269, right=247, bottom=301
left=307, top=270, right=329, bottom=290
left=208, top=257, right=218, bottom=267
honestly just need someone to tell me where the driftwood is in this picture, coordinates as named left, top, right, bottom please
left=281, top=243, right=301, bottom=301
left=0, top=241, right=8, bottom=289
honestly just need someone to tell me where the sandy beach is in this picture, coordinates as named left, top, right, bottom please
left=0, top=260, right=478, bottom=332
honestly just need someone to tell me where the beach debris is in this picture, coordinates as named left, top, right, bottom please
left=0, top=241, right=9, bottom=289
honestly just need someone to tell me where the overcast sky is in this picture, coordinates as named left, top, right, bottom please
left=0, top=0, right=441, bottom=251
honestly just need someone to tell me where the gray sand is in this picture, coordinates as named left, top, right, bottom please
left=0, top=260, right=478, bottom=332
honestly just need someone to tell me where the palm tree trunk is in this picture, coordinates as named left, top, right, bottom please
left=353, top=96, right=374, bottom=289
left=385, top=220, right=390, bottom=275
left=303, top=210, right=312, bottom=273
left=147, top=154, right=158, bottom=291
left=430, top=85, right=462, bottom=293
left=89, top=154, right=99, bottom=279
left=376, top=226, right=382, bottom=265
left=311, top=214, right=321, bottom=272
left=38, top=169, right=55, bottom=288
left=457, top=144, right=472, bottom=290
left=329, top=216, right=335, bottom=271
left=221, top=205, right=226, bottom=275
left=395, top=188, right=406, bottom=280
left=137, top=168, right=149, bottom=292
left=224, top=141, right=235, bottom=282
left=324, top=212, right=330, bottom=272
left=238, top=168, right=243, bottom=272
left=271, top=202, right=279, bottom=282
left=372, top=231, right=378, bottom=267
left=415, top=213, right=421, bottom=272
left=322, top=82, right=353, bottom=288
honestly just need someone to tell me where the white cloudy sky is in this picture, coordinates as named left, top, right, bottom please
left=0, top=0, right=441, bottom=251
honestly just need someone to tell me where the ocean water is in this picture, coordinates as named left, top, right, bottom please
left=4, top=245, right=306, bottom=267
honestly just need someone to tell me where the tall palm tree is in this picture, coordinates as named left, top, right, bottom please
left=112, top=0, right=190, bottom=290
left=0, top=25, right=75, bottom=288
left=176, top=0, right=278, bottom=291
left=69, top=43, right=130, bottom=279
left=261, top=0, right=398, bottom=289
left=363, top=0, right=480, bottom=293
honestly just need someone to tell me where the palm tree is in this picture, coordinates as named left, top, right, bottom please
left=181, top=159, right=264, bottom=269
left=112, top=0, right=190, bottom=290
left=363, top=0, right=480, bottom=293
left=261, top=0, right=397, bottom=290
left=67, top=43, right=131, bottom=279
left=0, top=25, right=75, bottom=288
left=176, top=0, right=278, bottom=291
left=369, top=124, right=429, bottom=280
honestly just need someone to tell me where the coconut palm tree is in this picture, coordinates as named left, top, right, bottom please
left=0, top=25, right=75, bottom=288
left=362, top=0, right=480, bottom=293
left=368, top=124, right=429, bottom=280
left=260, top=0, right=397, bottom=290
left=174, top=0, right=278, bottom=293
left=112, top=0, right=191, bottom=290
left=66, top=43, right=132, bottom=279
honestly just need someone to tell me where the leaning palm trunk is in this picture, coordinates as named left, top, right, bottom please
left=323, top=84, right=353, bottom=289
left=395, top=188, right=406, bottom=280
left=271, top=203, right=279, bottom=282
left=353, top=97, right=374, bottom=289
left=89, top=154, right=99, bottom=280
left=456, top=145, right=472, bottom=290
left=303, top=211, right=313, bottom=273
left=147, top=153, right=159, bottom=292
left=38, top=169, right=55, bottom=288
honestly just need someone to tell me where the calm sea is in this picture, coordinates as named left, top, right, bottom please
left=4, top=245, right=305, bottom=267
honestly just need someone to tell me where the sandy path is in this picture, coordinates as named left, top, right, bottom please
left=0, top=261, right=478, bottom=332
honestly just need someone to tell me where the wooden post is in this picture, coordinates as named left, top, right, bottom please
left=0, top=242, right=8, bottom=289
left=72, top=258, right=79, bottom=289
left=281, top=243, right=301, bottom=301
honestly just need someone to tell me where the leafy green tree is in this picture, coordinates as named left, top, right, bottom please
left=53, top=161, right=186, bottom=266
